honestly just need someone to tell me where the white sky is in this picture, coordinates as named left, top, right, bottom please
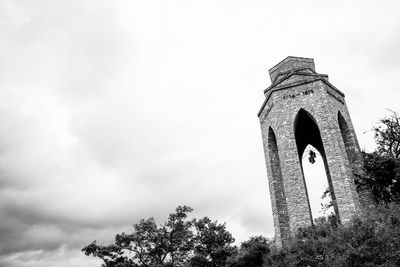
left=302, top=146, right=334, bottom=220
left=0, top=1, right=400, bottom=266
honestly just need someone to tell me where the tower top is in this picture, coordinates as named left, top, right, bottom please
left=269, top=57, right=315, bottom=83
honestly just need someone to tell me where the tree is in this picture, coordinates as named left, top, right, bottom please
left=161, top=206, right=195, bottom=265
left=356, top=111, right=400, bottom=204
left=226, top=236, right=272, bottom=267
left=373, top=110, right=400, bottom=159
left=190, top=217, right=236, bottom=267
left=82, top=206, right=238, bottom=267
left=82, top=206, right=194, bottom=267
left=359, top=151, right=400, bottom=203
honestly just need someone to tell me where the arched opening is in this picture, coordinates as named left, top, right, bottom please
left=294, top=109, right=339, bottom=224
left=268, top=127, right=290, bottom=238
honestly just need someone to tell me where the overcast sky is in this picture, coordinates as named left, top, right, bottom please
left=1, top=1, right=400, bottom=266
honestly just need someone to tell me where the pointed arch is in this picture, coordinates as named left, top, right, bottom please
left=294, top=108, right=340, bottom=223
left=294, top=109, right=324, bottom=157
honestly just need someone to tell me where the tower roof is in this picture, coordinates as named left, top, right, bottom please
left=269, top=57, right=315, bottom=83
left=258, top=56, right=344, bottom=117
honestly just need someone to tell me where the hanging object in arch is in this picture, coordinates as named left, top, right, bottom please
left=308, top=150, right=316, bottom=164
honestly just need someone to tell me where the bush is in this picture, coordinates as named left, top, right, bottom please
left=267, top=204, right=400, bottom=266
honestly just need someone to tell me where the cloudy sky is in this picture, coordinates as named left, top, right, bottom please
left=1, top=1, right=400, bottom=266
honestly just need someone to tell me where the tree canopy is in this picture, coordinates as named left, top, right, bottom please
left=82, top=206, right=236, bottom=267
left=357, top=111, right=400, bottom=203
left=373, top=110, right=400, bottom=159
left=82, top=206, right=194, bottom=267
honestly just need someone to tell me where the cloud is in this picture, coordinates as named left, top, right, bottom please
left=0, top=247, right=100, bottom=267
left=0, top=0, right=400, bottom=266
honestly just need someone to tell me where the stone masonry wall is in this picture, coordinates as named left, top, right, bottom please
left=259, top=57, right=363, bottom=246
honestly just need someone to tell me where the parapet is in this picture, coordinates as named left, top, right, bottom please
left=269, top=57, right=315, bottom=83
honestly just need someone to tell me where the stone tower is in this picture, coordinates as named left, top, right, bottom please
left=258, top=57, right=364, bottom=246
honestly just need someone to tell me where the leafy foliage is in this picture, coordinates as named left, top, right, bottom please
left=373, top=110, right=400, bottom=159
left=82, top=206, right=236, bottom=267
left=359, top=151, right=400, bottom=203
left=267, top=204, right=400, bottom=266
left=83, top=206, right=194, bottom=267
left=354, top=111, right=400, bottom=204
left=226, top=236, right=271, bottom=267
left=190, top=217, right=236, bottom=267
